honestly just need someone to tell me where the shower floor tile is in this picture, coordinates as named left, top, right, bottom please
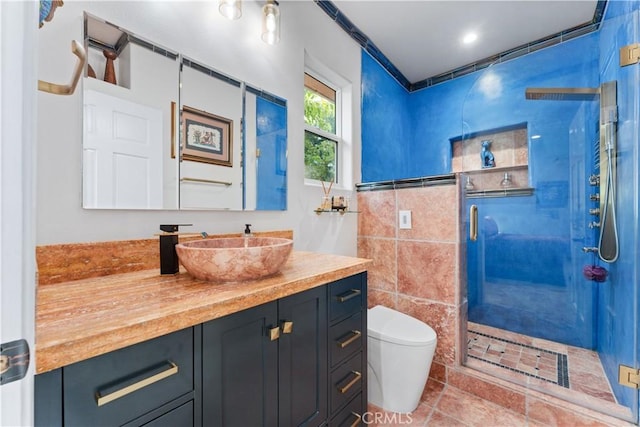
left=467, top=329, right=569, bottom=387
left=468, top=322, right=617, bottom=404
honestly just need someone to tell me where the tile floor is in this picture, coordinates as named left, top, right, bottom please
left=365, top=322, right=634, bottom=426
left=467, top=329, right=569, bottom=389
left=367, top=382, right=534, bottom=427
left=366, top=380, right=627, bottom=426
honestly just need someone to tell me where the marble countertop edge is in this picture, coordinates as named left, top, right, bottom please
left=35, top=251, right=371, bottom=374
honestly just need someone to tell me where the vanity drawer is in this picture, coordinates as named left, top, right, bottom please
left=140, top=400, right=193, bottom=427
left=330, top=352, right=363, bottom=413
left=330, top=311, right=363, bottom=367
left=329, top=393, right=363, bottom=427
left=330, top=274, right=363, bottom=322
left=63, top=327, right=194, bottom=426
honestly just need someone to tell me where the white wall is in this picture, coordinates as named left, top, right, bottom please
left=36, top=1, right=362, bottom=256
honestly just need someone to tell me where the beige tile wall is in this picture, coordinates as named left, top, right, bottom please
left=357, top=183, right=463, bottom=369
left=357, top=182, right=628, bottom=426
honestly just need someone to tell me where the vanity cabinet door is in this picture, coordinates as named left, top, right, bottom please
left=201, top=302, right=279, bottom=427
left=278, top=286, right=328, bottom=427
left=201, top=286, right=328, bottom=427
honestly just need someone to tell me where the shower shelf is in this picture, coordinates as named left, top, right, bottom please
left=313, top=209, right=359, bottom=215
left=466, top=187, right=534, bottom=199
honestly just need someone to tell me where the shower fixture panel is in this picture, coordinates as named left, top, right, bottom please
left=598, top=81, right=618, bottom=263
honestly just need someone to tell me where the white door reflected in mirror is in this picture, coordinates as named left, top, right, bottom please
left=83, top=90, right=163, bottom=209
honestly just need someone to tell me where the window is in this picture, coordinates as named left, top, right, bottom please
left=304, top=73, right=340, bottom=183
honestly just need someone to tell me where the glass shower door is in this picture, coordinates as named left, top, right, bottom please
left=466, top=192, right=596, bottom=348
left=459, top=5, right=639, bottom=415
left=464, top=152, right=637, bottom=420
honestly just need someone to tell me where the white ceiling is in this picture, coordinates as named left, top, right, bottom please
left=331, top=1, right=598, bottom=84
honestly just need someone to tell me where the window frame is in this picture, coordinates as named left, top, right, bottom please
left=304, top=70, right=342, bottom=185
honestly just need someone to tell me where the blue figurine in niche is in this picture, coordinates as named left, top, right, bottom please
left=480, top=140, right=495, bottom=168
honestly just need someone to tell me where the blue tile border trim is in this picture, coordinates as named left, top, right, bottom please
left=181, top=57, right=242, bottom=88
left=314, top=0, right=410, bottom=89
left=315, top=0, right=607, bottom=92
left=246, top=85, right=287, bottom=108
left=355, top=173, right=456, bottom=192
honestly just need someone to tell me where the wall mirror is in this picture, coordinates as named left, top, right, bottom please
left=81, top=13, right=287, bottom=211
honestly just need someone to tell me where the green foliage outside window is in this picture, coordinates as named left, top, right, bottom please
left=304, top=90, right=335, bottom=133
left=304, top=89, right=337, bottom=182
left=305, top=131, right=336, bottom=182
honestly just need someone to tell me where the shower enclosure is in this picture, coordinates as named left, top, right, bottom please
left=460, top=3, right=639, bottom=422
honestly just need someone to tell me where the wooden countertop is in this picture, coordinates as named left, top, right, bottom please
left=36, top=251, right=371, bottom=374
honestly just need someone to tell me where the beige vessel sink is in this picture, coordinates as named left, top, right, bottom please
left=175, top=237, right=293, bottom=282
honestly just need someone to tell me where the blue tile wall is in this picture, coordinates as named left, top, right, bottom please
left=360, top=0, right=640, bottom=414
left=594, top=0, right=639, bottom=411
left=361, top=53, right=411, bottom=182
left=361, top=0, right=640, bottom=411
left=363, top=32, right=602, bottom=348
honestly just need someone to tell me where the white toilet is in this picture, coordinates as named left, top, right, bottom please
left=367, top=305, right=437, bottom=413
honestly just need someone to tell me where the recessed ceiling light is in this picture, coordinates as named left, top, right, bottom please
left=462, top=32, right=478, bottom=45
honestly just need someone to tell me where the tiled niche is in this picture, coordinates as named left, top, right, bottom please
left=451, top=123, right=530, bottom=193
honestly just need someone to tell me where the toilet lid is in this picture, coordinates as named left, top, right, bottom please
left=368, top=305, right=437, bottom=346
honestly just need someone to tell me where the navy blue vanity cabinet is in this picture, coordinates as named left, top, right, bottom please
left=35, top=272, right=368, bottom=427
left=35, top=326, right=200, bottom=427
left=328, top=272, right=367, bottom=426
left=202, top=285, right=328, bottom=427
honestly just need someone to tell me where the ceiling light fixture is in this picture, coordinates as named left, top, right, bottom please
left=219, top=0, right=242, bottom=20
left=262, top=0, right=280, bottom=45
left=462, top=32, right=478, bottom=44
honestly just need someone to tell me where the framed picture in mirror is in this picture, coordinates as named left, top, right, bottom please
left=181, top=105, right=233, bottom=167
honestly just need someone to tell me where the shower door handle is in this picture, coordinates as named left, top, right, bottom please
left=470, top=205, right=478, bottom=241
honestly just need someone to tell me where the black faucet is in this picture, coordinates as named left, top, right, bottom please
left=159, top=224, right=192, bottom=275
left=244, top=224, right=252, bottom=235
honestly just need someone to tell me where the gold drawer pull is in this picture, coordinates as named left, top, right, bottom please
left=96, top=361, right=178, bottom=407
left=338, top=370, right=362, bottom=394
left=269, top=326, right=281, bottom=341
left=337, top=330, right=362, bottom=348
left=281, top=321, right=293, bottom=334
left=350, top=412, right=362, bottom=427
left=337, top=289, right=361, bottom=303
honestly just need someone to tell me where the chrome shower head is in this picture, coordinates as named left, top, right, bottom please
left=525, top=87, right=600, bottom=101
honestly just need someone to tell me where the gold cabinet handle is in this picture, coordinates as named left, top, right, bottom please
left=95, top=361, right=178, bottom=407
left=338, top=370, right=362, bottom=394
left=337, top=289, right=361, bottom=303
left=269, top=326, right=281, bottom=341
left=337, top=330, right=361, bottom=348
left=281, top=321, right=293, bottom=334
left=38, top=40, right=86, bottom=96
left=349, top=412, right=362, bottom=427
left=470, top=204, right=478, bottom=241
